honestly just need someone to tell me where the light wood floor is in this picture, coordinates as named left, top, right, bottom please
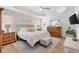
left=2, top=38, right=65, bottom=53
left=52, top=38, right=65, bottom=53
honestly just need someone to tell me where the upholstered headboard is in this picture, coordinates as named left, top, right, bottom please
left=16, top=24, right=36, bottom=32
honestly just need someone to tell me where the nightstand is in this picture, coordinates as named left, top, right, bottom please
left=2, top=32, right=16, bottom=45
left=0, top=33, right=2, bottom=52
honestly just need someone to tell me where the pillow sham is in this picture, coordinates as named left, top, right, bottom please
left=20, top=27, right=27, bottom=31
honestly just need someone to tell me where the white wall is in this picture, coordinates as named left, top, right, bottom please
left=2, top=13, right=74, bottom=37
left=33, top=19, right=41, bottom=29
left=2, top=15, right=41, bottom=33
left=41, top=17, right=50, bottom=30
left=2, top=7, right=77, bottom=37
left=51, top=12, right=75, bottom=37
left=40, top=11, right=75, bottom=37
left=13, top=15, right=41, bottom=32
left=74, top=7, right=79, bottom=41
left=2, top=15, right=14, bottom=33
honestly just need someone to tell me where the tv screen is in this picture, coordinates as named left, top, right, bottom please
left=69, top=14, right=79, bottom=25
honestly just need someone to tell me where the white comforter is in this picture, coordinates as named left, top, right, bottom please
left=17, top=31, right=50, bottom=47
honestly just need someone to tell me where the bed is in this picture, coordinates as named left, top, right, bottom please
left=16, top=24, right=50, bottom=47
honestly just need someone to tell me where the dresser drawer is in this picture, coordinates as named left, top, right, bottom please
left=0, top=34, right=2, bottom=44
left=47, top=27, right=62, bottom=37
left=2, top=36, right=8, bottom=39
left=9, top=34, right=15, bottom=38
left=2, top=37, right=15, bottom=42
left=3, top=38, right=8, bottom=42
left=2, top=32, right=15, bottom=45
left=53, top=28, right=61, bottom=31
left=8, top=33, right=15, bottom=35
left=2, top=35, right=15, bottom=39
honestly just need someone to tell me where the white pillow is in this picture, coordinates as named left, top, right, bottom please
left=27, top=27, right=34, bottom=32
left=30, top=27, right=37, bottom=32
left=20, top=27, right=27, bottom=31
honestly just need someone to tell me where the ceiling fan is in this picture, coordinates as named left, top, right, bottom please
left=39, top=6, right=50, bottom=11
left=39, top=6, right=50, bottom=16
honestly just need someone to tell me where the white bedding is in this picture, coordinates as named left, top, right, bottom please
left=17, top=31, right=50, bottom=47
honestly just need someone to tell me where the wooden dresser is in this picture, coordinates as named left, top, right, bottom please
left=0, top=8, right=4, bottom=52
left=2, top=32, right=16, bottom=45
left=0, top=33, right=2, bottom=52
left=47, top=26, right=62, bottom=37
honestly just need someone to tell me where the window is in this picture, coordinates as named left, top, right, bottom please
left=50, top=19, right=61, bottom=26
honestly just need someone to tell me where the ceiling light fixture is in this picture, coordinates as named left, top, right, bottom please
left=39, top=6, right=50, bottom=11
left=39, top=6, right=43, bottom=11
left=39, top=6, right=50, bottom=16
left=40, top=8, right=43, bottom=11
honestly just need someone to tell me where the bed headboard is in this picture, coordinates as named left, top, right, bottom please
left=16, top=24, right=34, bottom=27
left=16, top=24, right=35, bottom=32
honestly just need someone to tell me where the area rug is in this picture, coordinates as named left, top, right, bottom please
left=12, top=37, right=60, bottom=53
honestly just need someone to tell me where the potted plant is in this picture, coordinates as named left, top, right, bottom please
left=65, top=27, right=78, bottom=41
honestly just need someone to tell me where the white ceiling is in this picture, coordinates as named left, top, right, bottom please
left=13, top=6, right=61, bottom=16
left=2, top=6, right=77, bottom=18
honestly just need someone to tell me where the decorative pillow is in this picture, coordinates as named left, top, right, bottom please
left=27, top=27, right=31, bottom=32
left=30, top=28, right=35, bottom=32
left=27, top=27, right=36, bottom=32
left=20, top=27, right=37, bottom=32
left=29, top=27, right=35, bottom=32
left=20, top=27, right=27, bottom=31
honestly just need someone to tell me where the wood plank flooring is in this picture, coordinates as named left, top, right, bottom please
left=2, top=38, right=65, bottom=53
left=2, top=44, right=19, bottom=53
left=52, top=38, right=65, bottom=53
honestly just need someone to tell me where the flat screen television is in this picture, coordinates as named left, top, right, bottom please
left=69, top=14, right=79, bottom=25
